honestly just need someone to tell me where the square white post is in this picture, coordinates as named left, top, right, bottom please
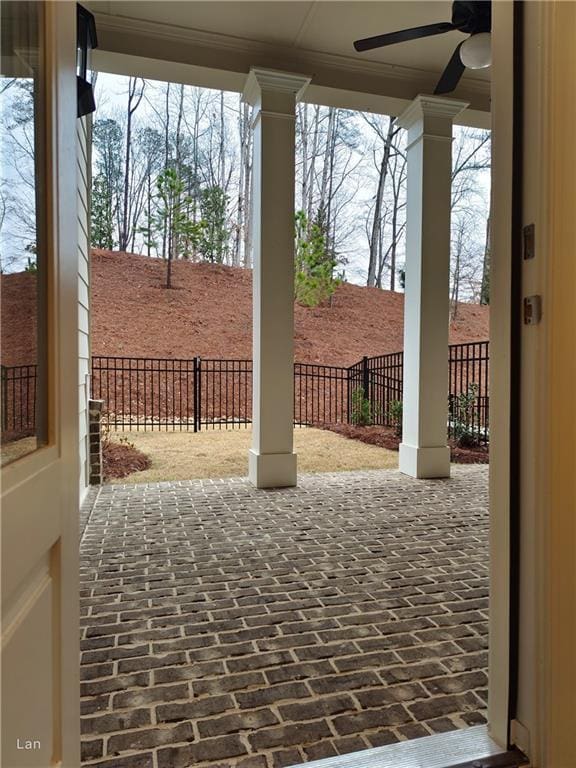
left=243, top=69, right=310, bottom=488
left=398, top=95, right=468, bottom=479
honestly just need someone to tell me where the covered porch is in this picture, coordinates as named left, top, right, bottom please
left=79, top=3, right=495, bottom=766
left=88, top=0, right=491, bottom=488
left=80, top=466, right=488, bottom=767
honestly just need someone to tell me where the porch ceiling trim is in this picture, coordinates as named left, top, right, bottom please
left=92, top=12, right=491, bottom=128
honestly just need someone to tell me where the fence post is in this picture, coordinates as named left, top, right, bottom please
left=362, top=356, right=369, bottom=402
left=346, top=365, right=353, bottom=424
left=193, top=357, right=201, bottom=433
left=0, top=365, right=8, bottom=432
left=0, top=365, right=7, bottom=432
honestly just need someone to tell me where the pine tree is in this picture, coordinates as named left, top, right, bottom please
left=199, top=186, right=229, bottom=263
left=152, top=168, right=204, bottom=287
left=91, top=175, right=115, bottom=249
left=294, top=210, right=342, bottom=307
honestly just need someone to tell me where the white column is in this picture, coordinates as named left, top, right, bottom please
left=243, top=68, right=310, bottom=488
left=398, top=95, right=468, bottom=479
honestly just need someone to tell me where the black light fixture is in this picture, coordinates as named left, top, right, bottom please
left=77, top=3, right=97, bottom=117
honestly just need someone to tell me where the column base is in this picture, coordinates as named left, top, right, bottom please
left=248, top=449, right=297, bottom=489
left=399, top=443, right=451, bottom=479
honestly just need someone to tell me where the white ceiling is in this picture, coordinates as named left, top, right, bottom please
left=88, top=1, right=491, bottom=120
left=90, top=1, right=488, bottom=80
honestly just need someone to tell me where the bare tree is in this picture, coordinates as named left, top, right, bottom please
left=386, top=149, right=407, bottom=291
left=234, top=99, right=252, bottom=267
left=450, top=128, right=491, bottom=306
left=450, top=209, right=485, bottom=318
left=118, top=77, right=145, bottom=251
left=364, top=116, right=399, bottom=287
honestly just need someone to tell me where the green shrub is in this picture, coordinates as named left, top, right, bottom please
left=452, top=382, right=480, bottom=447
left=351, top=386, right=374, bottom=426
left=388, top=399, right=403, bottom=437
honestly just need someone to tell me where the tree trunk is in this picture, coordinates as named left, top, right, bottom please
left=243, top=142, right=252, bottom=268
left=219, top=91, right=226, bottom=193
left=451, top=228, right=463, bottom=320
left=325, top=111, right=338, bottom=258
left=173, top=84, right=185, bottom=260
left=299, top=103, right=308, bottom=214
left=162, top=83, right=171, bottom=258
left=119, top=78, right=144, bottom=252
left=480, top=215, right=491, bottom=304
left=318, top=108, right=336, bottom=221
left=367, top=118, right=396, bottom=287
left=306, top=105, right=321, bottom=223
left=390, top=208, right=398, bottom=292
left=146, top=173, right=151, bottom=257
left=234, top=97, right=250, bottom=267
left=166, top=252, right=172, bottom=289
left=367, top=151, right=386, bottom=287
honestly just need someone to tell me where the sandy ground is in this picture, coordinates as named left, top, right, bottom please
left=108, top=427, right=398, bottom=484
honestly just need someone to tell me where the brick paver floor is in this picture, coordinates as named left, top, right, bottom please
left=80, top=466, right=489, bottom=768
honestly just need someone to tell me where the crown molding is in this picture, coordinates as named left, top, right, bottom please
left=243, top=68, right=311, bottom=106
left=398, top=94, right=470, bottom=130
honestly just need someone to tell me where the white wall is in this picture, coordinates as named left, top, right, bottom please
left=77, top=116, right=91, bottom=502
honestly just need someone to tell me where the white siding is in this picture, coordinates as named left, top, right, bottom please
left=77, top=116, right=91, bottom=502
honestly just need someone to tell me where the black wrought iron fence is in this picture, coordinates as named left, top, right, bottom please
left=0, top=364, right=37, bottom=437
left=448, top=340, right=489, bottom=443
left=0, top=341, right=490, bottom=443
left=369, top=351, right=404, bottom=426
left=198, top=359, right=252, bottom=428
left=90, top=356, right=253, bottom=431
left=90, top=356, right=198, bottom=430
left=347, top=353, right=405, bottom=428
left=294, top=363, right=349, bottom=426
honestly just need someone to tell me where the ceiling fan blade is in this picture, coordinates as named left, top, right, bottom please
left=434, top=42, right=466, bottom=94
left=354, top=22, right=455, bottom=52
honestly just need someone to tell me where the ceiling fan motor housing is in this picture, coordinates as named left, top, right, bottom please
left=452, top=0, right=491, bottom=35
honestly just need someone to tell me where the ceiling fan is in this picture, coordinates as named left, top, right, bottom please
left=353, top=1, right=491, bottom=95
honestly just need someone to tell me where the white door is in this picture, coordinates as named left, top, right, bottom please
left=1, top=2, right=80, bottom=766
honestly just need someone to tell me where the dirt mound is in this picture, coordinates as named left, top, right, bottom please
left=1, top=250, right=489, bottom=367
left=90, top=250, right=489, bottom=366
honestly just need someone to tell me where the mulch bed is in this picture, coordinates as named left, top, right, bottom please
left=319, top=423, right=489, bottom=464
left=102, top=440, right=151, bottom=481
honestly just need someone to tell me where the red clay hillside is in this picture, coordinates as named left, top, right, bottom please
left=1, top=249, right=489, bottom=367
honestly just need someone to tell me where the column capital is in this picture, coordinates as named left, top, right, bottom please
left=243, top=67, right=311, bottom=107
left=397, top=94, right=469, bottom=131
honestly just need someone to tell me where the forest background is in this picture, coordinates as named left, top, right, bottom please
left=0, top=72, right=491, bottom=313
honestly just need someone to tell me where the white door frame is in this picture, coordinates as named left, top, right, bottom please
left=1, top=2, right=80, bottom=766
left=0, top=0, right=523, bottom=763
left=487, top=0, right=515, bottom=749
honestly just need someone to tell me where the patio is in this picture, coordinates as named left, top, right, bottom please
left=79, top=466, right=489, bottom=768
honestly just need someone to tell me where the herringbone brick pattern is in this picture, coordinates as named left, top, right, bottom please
left=80, top=466, right=489, bottom=768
